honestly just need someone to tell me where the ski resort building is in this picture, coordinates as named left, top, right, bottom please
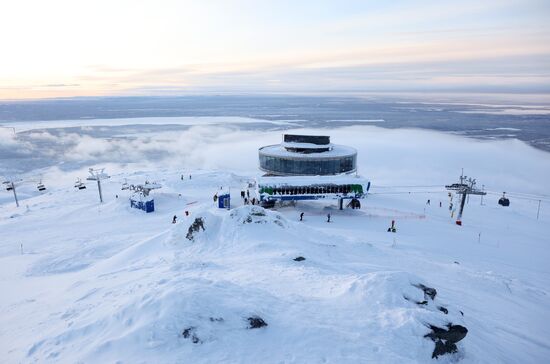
left=259, top=134, right=357, bottom=176
left=257, top=134, right=370, bottom=209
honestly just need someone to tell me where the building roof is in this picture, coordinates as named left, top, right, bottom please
left=259, top=143, right=356, bottom=159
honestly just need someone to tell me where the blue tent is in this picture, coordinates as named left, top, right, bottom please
left=130, top=197, right=155, bottom=213
left=218, top=193, right=230, bottom=209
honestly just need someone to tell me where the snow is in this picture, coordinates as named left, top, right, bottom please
left=257, top=174, right=369, bottom=187
left=1, top=119, right=550, bottom=363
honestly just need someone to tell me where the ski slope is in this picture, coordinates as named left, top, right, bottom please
left=1, top=122, right=549, bottom=363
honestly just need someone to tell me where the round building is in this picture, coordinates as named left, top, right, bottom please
left=259, top=134, right=357, bottom=176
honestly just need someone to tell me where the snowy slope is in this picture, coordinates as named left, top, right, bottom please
left=1, top=122, right=550, bottom=363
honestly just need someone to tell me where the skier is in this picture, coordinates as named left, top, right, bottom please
left=189, top=175, right=192, bottom=180
left=327, top=213, right=331, bottom=223
left=241, top=190, right=245, bottom=199
left=387, top=220, right=397, bottom=233
left=247, top=189, right=250, bottom=198
left=213, top=194, right=218, bottom=202
left=244, top=197, right=248, bottom=205
left=172, top=215, right=177, bottom=224
left=181, top=175, right=183, bottom=180
left=439, top=201, right=442, bottom=207
left=251, top=197, right=256, bottom=205
left=300, top=212, right=304, bottom=221
left=427, top=199, right=431, bottom=205
left=449, top=202, right=453, bottom=211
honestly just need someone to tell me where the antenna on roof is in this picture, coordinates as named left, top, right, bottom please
left=86, top=168, right=110, bottom=203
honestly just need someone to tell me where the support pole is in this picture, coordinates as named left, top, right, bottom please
left=338, top=198, right=343, bottom=210
left=11, top=182, right=19, bottom=207
left=537, top=200, right=541, bottom=220
left=97, top=180, right=103, bottom=203
left=457, top=191, right=467, bottom=223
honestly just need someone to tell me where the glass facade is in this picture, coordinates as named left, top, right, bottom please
left=259, top=154, right=356, bottom=175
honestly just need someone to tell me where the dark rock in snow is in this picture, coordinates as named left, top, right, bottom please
left=186, top=217, right=206, bottom=241
left=293, top=256, right=306, bottom=261
left=432, top=340, right=458, bottom=358
left=414, top=283, right=437, bottom=300
left=425, top=324, right=468, bottom=358
left=438, top=306, right=449, bottom=314
left=182, top=327, right=201, bottom=344
left=209, top=317, right=224, bottom=322
left=247, top=316, right=268, bottom=329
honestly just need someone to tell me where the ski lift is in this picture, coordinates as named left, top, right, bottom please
left=74, top=178, right=86, bottom=190
left=498, top=192, right=510, bottom=207
left=37, top=182, right=46, bottom=191
left=3, top=181, right=13, bottom=191
left=121, top=179, right=130, bottom=190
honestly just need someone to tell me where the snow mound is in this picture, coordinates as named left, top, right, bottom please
left=229, top=205, right=287, bottom=228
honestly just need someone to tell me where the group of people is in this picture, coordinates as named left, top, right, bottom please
left=299, top=212, right=332, bottom=223
left=240, top=189, right=258, bottom=206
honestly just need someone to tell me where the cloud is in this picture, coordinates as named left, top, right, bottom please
left=2, top=121, right=549, bottom=198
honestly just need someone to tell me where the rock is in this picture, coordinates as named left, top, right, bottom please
left=182, top=326, right=201, bottom=344
left=293, top=256, right=306, bottom=261
left=426, top=324, right=468, bottom=343
left=186, top=217, right=206, bottom=241
left=247, top=316, right=268, bottom=329
left=438, top=306, right=449, bottom=314
left=432, top=340, right=458, bottom=358
left=209, top=317, right=224, bottom=322
left=413, top=283, right=437, bottom=300
left=425, top=324, right=468, bottom=358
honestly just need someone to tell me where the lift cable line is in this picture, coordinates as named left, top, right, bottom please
left=2, top=176, right=48, bottom=207
left=446, top=172, right=486, bottom=226
left=86, top=168, right=110, bottom=203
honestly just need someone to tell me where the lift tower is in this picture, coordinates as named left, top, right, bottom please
left=445, top=172, right=486, bottom=225
left=87, top=168, right=110, bottom=203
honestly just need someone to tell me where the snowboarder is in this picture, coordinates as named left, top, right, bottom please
left=327, top=213, right=331, bottom=223
left=300, top=212, right=304, bottom=221
left=172, top=215, right=177, bottom=224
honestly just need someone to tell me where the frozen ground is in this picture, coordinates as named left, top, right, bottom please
left=1, top=118, right=550, bottom=363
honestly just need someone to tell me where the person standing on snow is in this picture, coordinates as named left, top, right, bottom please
left=327, top=213, right=331, bottom=223
left=172, top=215, right=177, bottom=224
left=300, top=212, right=304, bottom=221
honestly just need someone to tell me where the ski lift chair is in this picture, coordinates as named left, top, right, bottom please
left=37, top=182, right=46, bottom=191
left=75, top=178, right=86, bottom=190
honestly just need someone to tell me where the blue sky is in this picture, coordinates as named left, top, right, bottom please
left=0, top=0, right=549, bottom=99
